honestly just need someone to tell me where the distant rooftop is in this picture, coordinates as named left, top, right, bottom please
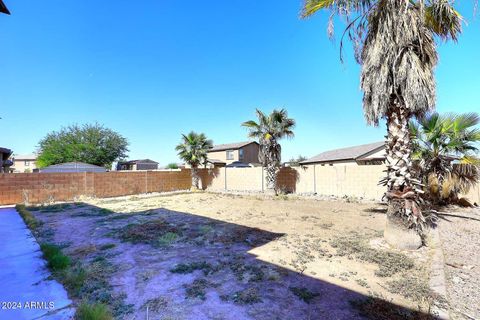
left=207, top=158, right=226, bottom=164
left=39, top=162, right=107, bottom=173
left=0, top=147, right=12, bottom=161
left=209, top=141, right=258, bottom=152
left=118, top=159, right=159, bottom=165
left=301, top=141, right=385, bottom=164
left=0, top=0, right=10, bottom=15
left=13, top=154, right=37, bottom=160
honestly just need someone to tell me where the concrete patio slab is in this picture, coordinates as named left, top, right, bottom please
left=0, top=207, right=75, bottom=320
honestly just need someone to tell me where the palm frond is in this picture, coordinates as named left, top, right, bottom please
left=425, top=0, right=463, bottom=41
left=451, top=163, right=480, bottom=193
left=241, top=120, right=260, bottom=128
left=301, top=0, right=373, bottom=18
left=301, top=0, right=335, bottom=18
left=175, top=131, right=212, bottom=166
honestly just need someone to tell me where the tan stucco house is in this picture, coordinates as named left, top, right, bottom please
left=11, top=154, right=38, bottom=173
left=207, top=141, right=260, bottom=166
left=301, top=141, right=386, bottom=166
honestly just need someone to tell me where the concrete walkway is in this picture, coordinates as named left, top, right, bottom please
left=0, top=207, right=75, bottom=319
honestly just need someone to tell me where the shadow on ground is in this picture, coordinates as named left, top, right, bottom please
left=28, top=201, right=434, bottom=320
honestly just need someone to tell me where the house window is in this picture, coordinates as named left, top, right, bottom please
left=25, top=161, right=30, bottom=166
left=226, top=150, right=234, bottom=160
left=239, top=148, right=244, bottom=160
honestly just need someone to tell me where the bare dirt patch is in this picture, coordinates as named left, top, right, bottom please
left=31, top=192, right=438, bottom=319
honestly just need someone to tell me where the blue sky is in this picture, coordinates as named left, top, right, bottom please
left=1, top=1, right=479, bottom=165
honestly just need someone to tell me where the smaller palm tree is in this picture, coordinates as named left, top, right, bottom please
left=175, top=131, right=213, bottom=190
left=410, top=112, right=480, bottom=204
left=242, top=109, right=295, bottom=194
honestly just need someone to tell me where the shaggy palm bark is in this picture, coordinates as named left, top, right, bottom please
left=260, top=138, right=281, bottom=194
left=383, top=102, right=423, bottom=229
left=265, top=162, right=277, bottom=192
left=191, top=166, right=200, bottom=190
left=359, top=0, right=436, bottom=235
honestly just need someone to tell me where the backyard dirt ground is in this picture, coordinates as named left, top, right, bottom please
left=30, top=192, right=444, bottom=320
left=437, top=206, right=480, bottom=320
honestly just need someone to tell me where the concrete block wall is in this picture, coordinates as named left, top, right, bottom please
left=0, top=173, right=87, bottom=204
left=1, top=167, right=478, bottom=205
left=201, top=165, right=386, bottom=200
left=0, top=170, right=193, bottom=205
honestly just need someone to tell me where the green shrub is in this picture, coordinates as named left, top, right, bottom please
left=16, top=204, right=41, bottom=230
left=156, top=232, right=179, bottom=247
left=75, top=302, right=113, bottom=320
left=166, top=163, right=179, bottom=169
left=62, top=265, right=87, bottom=294
left=40, top=243, right=70, bottom=271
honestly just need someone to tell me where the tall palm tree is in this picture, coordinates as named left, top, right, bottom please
left=302, top=0, right=462, bottom=237
left=175, top=131, right=213, bottom=190
left=0, top=0, right=10, bottom=15
left=410, top=112, right=480, bottom=204
left=242, top=109, right=295, bottom=194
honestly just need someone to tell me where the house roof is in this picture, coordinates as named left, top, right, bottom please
left=13, top=154, right=37, bottom=160
left=0, top=147, right=12, bottom=154
left=301, top=141, right=385, bottom=164
left=226, top=161, right=251, bottom=168
left=39, top=162, right=107, bottom=173
left=209, top=141, right=258, bottom=152
left=207, top=158, right=226, bottom=164
left=0, top=0, right=10, bottom=15
left=0, top=147, right=12, bottom=161
left=119, top=159, right=159, bottom=165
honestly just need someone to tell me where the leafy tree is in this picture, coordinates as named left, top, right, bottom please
left=301, top=0, right=463, bottom=236
left=410, top=112, right=480, bottom=205
left=37, top=124, right=129, bottom=168
left=166, top=163, right=179, bottom=169
left=289, top=155, right=308, bottom=166
left=175, top=131, right=213, bottom=189
left=242, top=109, right=295, bottom=194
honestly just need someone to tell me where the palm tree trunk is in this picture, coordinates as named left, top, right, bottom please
left=265, top=163, right=277, bottom=195
left=383, top=103, right=423, bottom=249
left=191, top=166, right=200, bottom=190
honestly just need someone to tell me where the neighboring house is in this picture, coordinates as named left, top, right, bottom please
left=0, top=147, right=13, bottom=173
left=116, top=159, right=159, bottom=171
left=301, top=141, right=386, bottom=166
left=207, top=141, right=260, bottom=166
left=11, top=154, right=38, bottom=173
left=0, top=0, right=10, bottom=15
left=38, top=162, right=107, bottom=173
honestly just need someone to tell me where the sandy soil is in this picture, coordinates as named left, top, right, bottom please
left=32, top=192, right=435, bottom=320
left=437, top=207, right=480, bottom=320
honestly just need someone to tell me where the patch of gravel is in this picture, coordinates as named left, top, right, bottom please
left=438, top=207, right=480, bottom=320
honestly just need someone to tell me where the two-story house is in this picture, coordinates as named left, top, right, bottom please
left=206, top=141, right=260, bottom=166
left=11, top=154, right=38, bottom=173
